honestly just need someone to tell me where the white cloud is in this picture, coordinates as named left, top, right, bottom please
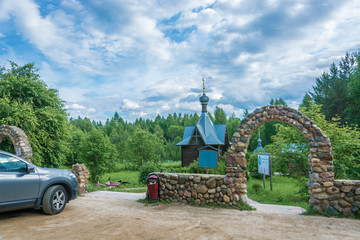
left=88, top=108, right=96, bottom=113
left=122, top=99, right=140, bottom=110
left=60, top=0, right=84, bottom=11
left=130, top=111, right=148, bottom=119
left=65, top=103, right=97, bottom=119
left=65, top=103, right=86, bottom=110
left=1, top=0, right=360, bottom=122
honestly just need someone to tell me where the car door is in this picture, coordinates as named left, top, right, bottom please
left=0, top=153, right=40, bottom=207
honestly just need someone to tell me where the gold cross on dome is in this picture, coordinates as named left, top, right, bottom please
left=202, top=78, right=205, bottom=94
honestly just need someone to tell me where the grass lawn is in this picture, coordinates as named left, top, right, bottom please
left=87, top=170, right=146, bottom=193
left=247, top=175, right=310, bottom=210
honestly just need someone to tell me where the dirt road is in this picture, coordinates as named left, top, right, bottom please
left=0, top=194, right=359, bottom=240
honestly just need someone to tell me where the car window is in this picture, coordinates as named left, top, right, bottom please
left=0, top=153, right=27, bottom=172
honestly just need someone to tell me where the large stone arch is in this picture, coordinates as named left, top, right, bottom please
left=227, top=105, right=334, bottom=212
left=157, top=105, right=358, bottom=215
left=0, top=125, right=33, bottom=161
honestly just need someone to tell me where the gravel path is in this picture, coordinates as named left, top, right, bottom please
left=1, top=193, right=358, bottom=240
left=86, top=191, right=146, bottom=201
left=86, top=191, right=306, bottom=215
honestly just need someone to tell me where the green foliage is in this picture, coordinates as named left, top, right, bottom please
left=226, top=113, right=241, bottom=141
left=167, top=125, right=184, bottom=142
left=265, top=124, right=309, bottom=176
left=252, top=183, right=262, bottom=193
left=188, top=159, right=206, bottom=174
left=247, top=152, right=262, bottom=178
left=248, top=123, right=277, bottom=152
left=269, top=98, right=288, bottom=106
left=187, top=157, right=226, bottom=175
left=214, top=106, right=227, bottom=124
left=0, top=62, right=70, bottom=167
left=70, top=117, right=95, bottom=133
left=78, top=130, right=117, bottom=182
left=0, top=137, right=14, bottom=153
left=310, top=52, right=360, bottom=126
left=162, top=136, right=182, bottom=161
left=138, top=164, right=158, bottom=184
left=213, top=157, right=227, bottom=175
left=66, top=125, right=85, bottom=166
left=124, top=128, right=163, bottom=168
left=301, top=102, right=360, bottom=179
left=265, top=100, right=360, bottom=179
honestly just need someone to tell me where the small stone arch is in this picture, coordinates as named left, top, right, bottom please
left=0, top=125, right=33, bottom=162
left=227, top=105, right=333, bottom=212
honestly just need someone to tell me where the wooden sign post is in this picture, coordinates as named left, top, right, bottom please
left=258, top=153, right=272, bottom=191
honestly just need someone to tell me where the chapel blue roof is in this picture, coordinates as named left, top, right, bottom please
left=176, top=80, right=226, bottom=147
left=176, top=112, right=226, bottom=146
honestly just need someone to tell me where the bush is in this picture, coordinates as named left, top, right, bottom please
left=210, top=156, right=226, bottom=175
left=188, top=157, right=227, bottom=175
left=187, top=159, right=206, bottom=174
left=138, top=164, right=157, bottom=184
left=252, top=183, right=262, bottom=193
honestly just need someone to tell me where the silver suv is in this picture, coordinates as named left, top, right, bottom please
left=0, top=150, right=78, bottom=214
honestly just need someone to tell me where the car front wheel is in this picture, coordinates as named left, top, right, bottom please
left=42, top=185, right=67, bottom=215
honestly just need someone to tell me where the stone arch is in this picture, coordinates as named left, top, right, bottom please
left=0, top=125, right=33, bottom=162
left=227, top=105, right=333, bottom=212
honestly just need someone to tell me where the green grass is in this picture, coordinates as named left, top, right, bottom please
left=156, top=160, right=184, bottom=173
left=87, top=170, right=146, bottom=193
left=101, top=170, right=142, bottom=186
left=247, top=175, right=310, bottom=210
left=159, top=160, right=182, bottom=168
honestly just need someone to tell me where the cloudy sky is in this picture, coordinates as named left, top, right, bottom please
left=0, top=0, right=359, bottom=122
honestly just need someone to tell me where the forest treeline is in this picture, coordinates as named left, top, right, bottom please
left=0, top=51, right=359, bottom=180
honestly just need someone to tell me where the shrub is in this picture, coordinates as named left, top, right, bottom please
left=210, top=156, right=226, bottom=175
left=188, top=159, right=206, bottom=174
left=252, top=183, right=262, bottom=193
left=138, top=164, right=157, bottom=184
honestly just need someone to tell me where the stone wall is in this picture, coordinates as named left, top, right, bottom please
left=0, top=125, right=33, bottom=161
left=312, top=180, right=360, bottom=216
left=156, top=105, right=360, bottom=217
left=158, top=173, right=246, bottom=204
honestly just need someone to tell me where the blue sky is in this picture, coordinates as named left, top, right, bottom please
left=0, top=0, right=359, bottom=122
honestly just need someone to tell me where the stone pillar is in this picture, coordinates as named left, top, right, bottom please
left=71, top=163, right=90, bottom=194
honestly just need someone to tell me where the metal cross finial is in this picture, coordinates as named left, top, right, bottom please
left=202, top=78, right=205, bottom=94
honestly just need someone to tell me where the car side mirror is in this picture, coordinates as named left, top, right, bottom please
left=27, top=164, right=35, bottom=173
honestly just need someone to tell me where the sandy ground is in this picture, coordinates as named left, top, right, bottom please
left=0, top=193, right=359, bottom=240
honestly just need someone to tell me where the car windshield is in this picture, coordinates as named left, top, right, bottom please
left=0, top=153, right=27, bottom=172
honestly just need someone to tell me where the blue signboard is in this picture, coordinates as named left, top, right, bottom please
left=258, top=153, right=271, bottom=175
left=199, top=150, right=218, bottom=169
